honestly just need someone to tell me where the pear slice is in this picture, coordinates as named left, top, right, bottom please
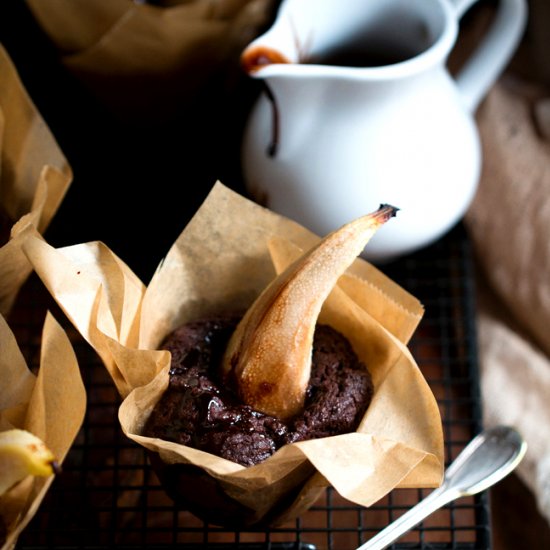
left=0, top=429, right=59, bottom=496
left=221, top=204, right=398, bottom=421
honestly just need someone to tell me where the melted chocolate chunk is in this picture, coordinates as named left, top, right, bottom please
left=143, top=317, right=373, bottom=466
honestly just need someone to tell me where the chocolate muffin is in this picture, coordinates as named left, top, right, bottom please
left=143, top=316, right=374, bottom=467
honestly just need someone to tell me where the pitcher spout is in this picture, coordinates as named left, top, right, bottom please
left=241, top=46, right=292, bottom=75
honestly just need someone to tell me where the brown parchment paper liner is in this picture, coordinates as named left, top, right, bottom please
left=0, top=312, right=86, bottom=550
left=20, top=181, right=444, bottom=527
left=24, top=0, right=278, bottom=122
left=0, top=44, right=73, bottom=316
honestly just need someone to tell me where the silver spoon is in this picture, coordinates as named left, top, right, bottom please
left=356, top=425, right=527, bottom=550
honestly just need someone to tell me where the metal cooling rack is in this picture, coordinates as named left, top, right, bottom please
left=9, top=222, right=489, bottom=550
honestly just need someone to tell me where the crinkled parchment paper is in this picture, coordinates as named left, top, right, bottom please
left=0, top=313, right=86, bottom=549
left=24, top=0, right=278, bottom=122
left=20, top=181, right=444, bottom=526
left=0, top=44, right=73, bottom=316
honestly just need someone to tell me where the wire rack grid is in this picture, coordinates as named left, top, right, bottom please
left=8, top=223, right=489, bottom=550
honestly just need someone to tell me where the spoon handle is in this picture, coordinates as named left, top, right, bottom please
left=356, top=485, right=457, bottom=550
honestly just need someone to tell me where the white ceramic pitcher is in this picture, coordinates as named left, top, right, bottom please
left=240, top=0, right=527, bottom=262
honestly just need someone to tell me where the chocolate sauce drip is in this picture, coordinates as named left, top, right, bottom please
left=263, top=82, right=279, bottom=158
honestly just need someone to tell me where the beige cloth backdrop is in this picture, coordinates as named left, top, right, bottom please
left=465, top=74, right=550, bottom=525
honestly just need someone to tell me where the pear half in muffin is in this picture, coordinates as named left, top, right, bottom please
left=221, top=204, right=398, bottom=421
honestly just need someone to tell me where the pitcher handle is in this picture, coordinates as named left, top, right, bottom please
left=450, top=0, right=528, bottom=112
